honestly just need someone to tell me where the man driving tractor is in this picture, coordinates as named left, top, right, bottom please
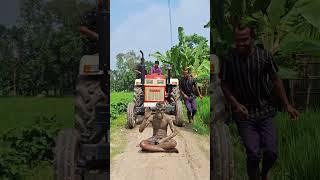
left=150, top=60, right=162, bottom=74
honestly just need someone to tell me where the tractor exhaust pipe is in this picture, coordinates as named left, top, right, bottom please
left=140, top=50, right=146, bottom=85
left=166, top=65, right=172, bottom=94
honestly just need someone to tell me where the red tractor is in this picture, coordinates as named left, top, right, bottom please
left=127, top=51, right=183, bottom=128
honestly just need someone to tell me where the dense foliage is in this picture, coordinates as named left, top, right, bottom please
left=0, top=0, right=93, bottom=96
left=0, top=115, right=62, bottom=179
left=210, top=0, right=320, bottom=78
left=111, top=51, right=153, bottom=92
left=150, top=27, right=210, bottom=82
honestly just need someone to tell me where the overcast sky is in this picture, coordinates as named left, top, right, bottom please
left=0, top=0, right=210, bottom=69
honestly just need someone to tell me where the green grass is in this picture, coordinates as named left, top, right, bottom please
left=231, top=110, right=320, bottom=180
left=0, top=97, right=74, bottom=131
left=110, top=114, right=128, bottom=160
left=191, top=97, right=210, bottom=135
left=111, top=91, right=132, bottom=102
left=110, top=92, right=132, bottom=160
left=0, top=97, right=74, bottom=180
left=23, top=161, right=53, bottom=180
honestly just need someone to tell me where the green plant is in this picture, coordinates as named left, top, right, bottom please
left=150, top=27, right=210, bottom=80
left=0, top=115, right=62, bottom=179
left=111, top=100, right=130, bottom=120
left=192, top=97, right=210, bottom=135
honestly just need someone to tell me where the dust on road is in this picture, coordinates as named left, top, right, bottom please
left=110, top=125, right=210, bottom=180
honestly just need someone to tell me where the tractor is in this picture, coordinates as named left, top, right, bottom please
left=53, top=0, right=109, bottom=179
left=127, top=50, right=184, bottom=128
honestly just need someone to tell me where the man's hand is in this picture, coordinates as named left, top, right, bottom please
left=199, top=95, right=204, bottom=100
left=183, top=94, right=189, bottom=100
left=234, top=103, right=249, bottom=120
left=144, top=109, right=152, bottom=119
left=285, top=104, right=299, bottom=120
left=157, top=138, right=166, bottom=144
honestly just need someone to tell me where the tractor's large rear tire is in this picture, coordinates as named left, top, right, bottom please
left=54, top=129, right=81, bottom=180
left=173, top=100, right=184, bottom=127
left=210, top=74, right=234, bottom=179
left=211, top=121, right=234, bottom=180
left=127, top=102, right=136, bottom=129
left=134, top=87, right=143, bottom=107
left=75, top=76, right=106, bottom=142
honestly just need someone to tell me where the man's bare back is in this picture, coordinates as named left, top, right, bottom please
left=139, top=106, right=178, bottom=153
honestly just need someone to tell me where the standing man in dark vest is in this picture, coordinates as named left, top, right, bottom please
left=180, top=68, right=203, bottom=123
left=219, top=25, right=299, bottom=180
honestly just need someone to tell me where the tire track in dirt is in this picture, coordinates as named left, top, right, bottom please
left=110, top=126, right=210, bottom=180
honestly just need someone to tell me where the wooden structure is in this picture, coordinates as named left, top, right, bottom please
left=283, top=54, right=320, bottom=110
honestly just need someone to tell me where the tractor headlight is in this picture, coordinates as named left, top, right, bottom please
left=83, top=65, right=100, bottom=73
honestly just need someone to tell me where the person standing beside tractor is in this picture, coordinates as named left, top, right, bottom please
left=179, top=69, right=203, bottom=123
left=150, top=60, right=162, bottom=74
left=220, top=25, right=299, bottom=180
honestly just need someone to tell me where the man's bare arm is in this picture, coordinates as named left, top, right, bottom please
left=221, top=80, right=248, bottom=119
left=221, top=80, right=240, bottom=108
left=271, top=74, right=290, bottom=106
left=271, top=73, right=299, bottom=119
left=194, top=84, right=203, bottom=98
left=135, top=70, right=141, bottom=74
left=79, top=26, right=99, bottom=40
left=159, top=116, right=177, bottom=143
left=139, top=114, right=153, bottom=132
left=179, top=87, right=188, bottom=99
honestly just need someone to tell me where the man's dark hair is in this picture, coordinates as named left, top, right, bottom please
left=233, top=24, right=256, bottom=38
left=155, top=61, right=159, bottom=64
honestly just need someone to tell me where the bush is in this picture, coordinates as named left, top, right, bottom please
left=111, top=99, right=131, bottom=120
left=0, top=115, right=62, bottom=179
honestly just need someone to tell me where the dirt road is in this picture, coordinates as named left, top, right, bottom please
left=110, top=125, right=210, bottom=180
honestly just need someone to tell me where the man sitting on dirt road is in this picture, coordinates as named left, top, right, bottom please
left=139, top=103, right=179, bottom=153
left=150, top=61, right=162, bottom=75
left=179, top=69, right=203, bottom=123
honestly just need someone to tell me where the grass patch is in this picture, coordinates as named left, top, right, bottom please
left=0, top=97, right=74, bottom=131
left=191, top=96, right=210, bottom=135
left=111, top=92, right=132, bottom=102
left=110, top=92, right=132, bottom=160
left=231, top=109, right=320, bottom=180
left=110, top=114, right=128, bottom=160
left=23, top=161, right=53, bottom=180
left=0, top=97, right=72, bottom=180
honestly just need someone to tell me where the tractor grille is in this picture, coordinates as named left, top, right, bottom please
left=145, top=87, right=165, bottom=102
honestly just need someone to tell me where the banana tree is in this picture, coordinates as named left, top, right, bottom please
left=150, top=27, right=210, bottom=80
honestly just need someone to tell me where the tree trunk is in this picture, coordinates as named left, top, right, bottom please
left=13, top=67, right=17, bottom=96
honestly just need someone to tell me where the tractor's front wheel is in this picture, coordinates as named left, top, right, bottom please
left=173, top=100, right=184, bottom=127
left=54, top=129, right=81, bottom=180
left=127, top=102, right=136, bottom=129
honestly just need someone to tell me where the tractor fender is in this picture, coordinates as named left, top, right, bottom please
left=79, top=54, right=104, bottom=75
